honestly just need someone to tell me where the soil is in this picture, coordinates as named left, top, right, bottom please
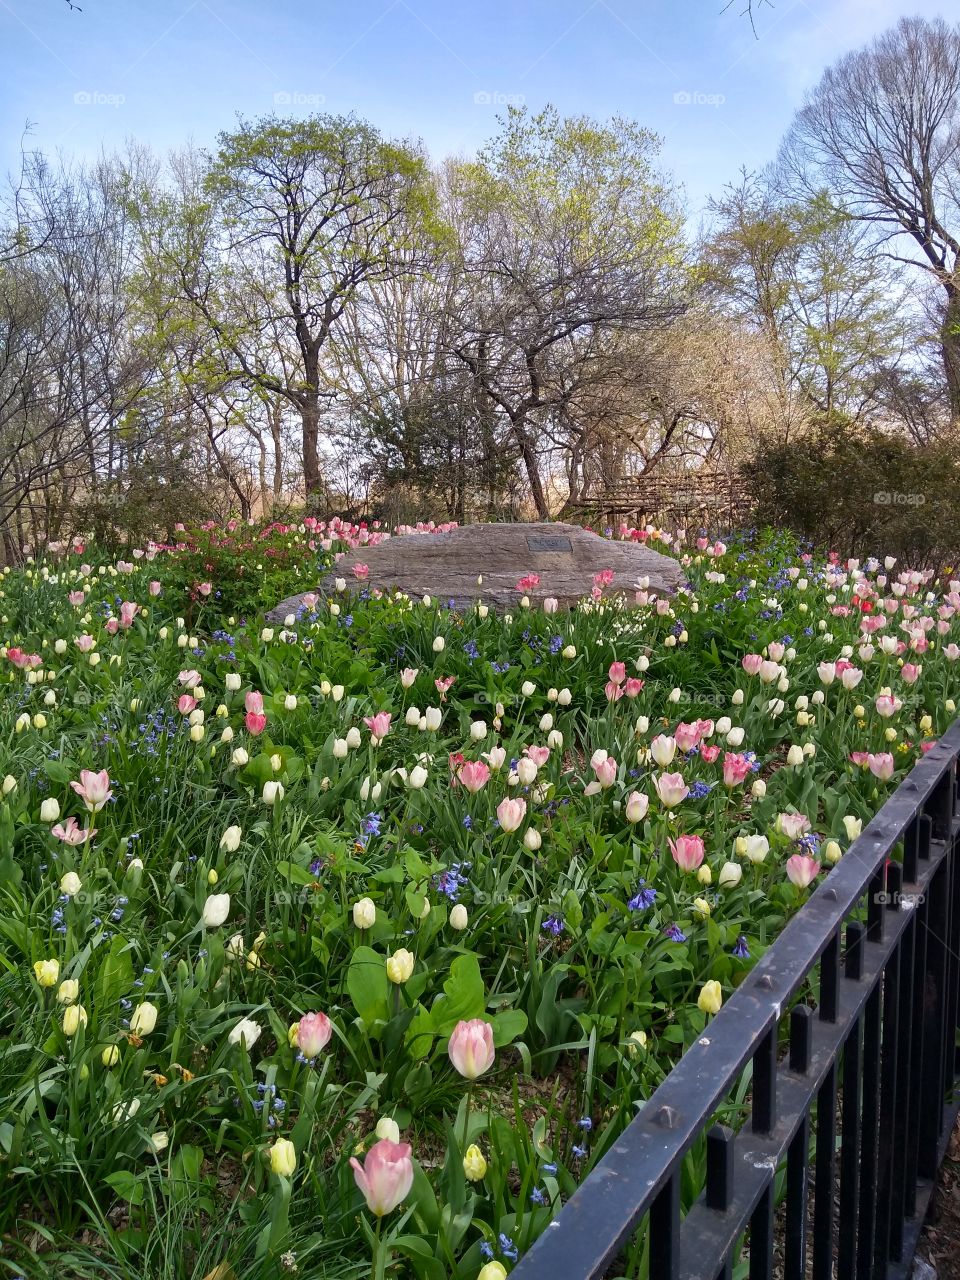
left=915, top=1117, right=960, bottom=1279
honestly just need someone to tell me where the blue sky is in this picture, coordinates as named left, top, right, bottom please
left=0, top=0, right=951, bottom=218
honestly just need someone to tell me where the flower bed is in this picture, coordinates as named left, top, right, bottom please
left=0, top=524, right=958, bottom=1278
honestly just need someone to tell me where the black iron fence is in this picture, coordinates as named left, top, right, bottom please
left=514, top=718, right=960, bottom=1280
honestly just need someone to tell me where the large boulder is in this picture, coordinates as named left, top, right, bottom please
left=267, top=522, right=682, bottom=622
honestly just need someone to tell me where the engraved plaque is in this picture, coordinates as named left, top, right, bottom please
left=526, top=535, right=573, bottom=553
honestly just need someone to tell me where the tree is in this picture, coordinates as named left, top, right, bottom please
left=782, top=16, right=960, bottom=414
left=165, top=115, right=439, bottom=499
left=446, top=106, right=688, bottom=517
left=704, top=173, right=915, bottom=426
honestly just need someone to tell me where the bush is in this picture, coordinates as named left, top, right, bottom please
left=742, top=425, right=960, bottom=568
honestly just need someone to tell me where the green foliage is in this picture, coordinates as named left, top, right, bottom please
left=743, top=423, right=960, bottom=566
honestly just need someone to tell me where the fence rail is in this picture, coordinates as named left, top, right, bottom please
left=566, top=472, right=750, bottom=528
left=513, top=718, right=960, bottom=1280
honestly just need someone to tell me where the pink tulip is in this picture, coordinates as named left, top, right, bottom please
left=70, top=769, right=112, bottom=813
left=654, top=772, right=689, bottom=808
left=496, top=796, right=527, bottom=832
left=900, top=663, right=920, bottom=684
left=245, top=691, right=264, bottom=715
left=669, top=834, right=705, bottom=871
left=178, top=694, right=197, bottom=715
left=459, top=760, right=491, bottom=793
left=68, top=590, right=85, bottom=605
left=786, top=854, right=820, bottom=889
left=295, top=1011, right=332, bottom=1057
left=608, top=661, right=626, bottom=686
left=767, top=642, right=785, bottom=661
left=695, top=718, right=715, bottom=739
left=75, top=634, right=95, bottom=652
left=605, top=680, right=624, bottom=702
left=700, top=744, right=721, bottom=764
left=197, top=582, right=212, bottom=597
left=105, top=618, right=119, bottom=635
left=624, top=677, right=644, bottom=697
left=525, top=745, right=550, bottom=767
left=945, top=644, right=960, bottom=661
left=722, top=753, right=751, bottom=787
left=849, top=752, right=870, bottom=767
left=149, top=580, right=162, bottom=597
left=52, top=817, right=97, bottom=845
left=400, top=667, right=419, bottom=687
left=867, top=752, right=895, bottom=781
left=119, top=601, right=139, bottom=628
left=875, top=694, right=901, bottom=718
left=777, top=812, right=811, bottom=841
left=592, top=756, right=618, bottom=788
left=178, top=669, right=202, bottom=688
left=625, top=791, right=649, bottom=822
left=364, top=712, right=392, bottom=742
left=349, top=1139, right=414, bottom=1217
left=742, top=654, right=763, bottom=676
left=674, top=722, right=700, bottom=752
left=447, top=1018, right=496, bottom=1079
left=245, top=711, right=267, bottom=735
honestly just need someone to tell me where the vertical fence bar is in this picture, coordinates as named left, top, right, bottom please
left=946, top=825, right=960, bottom=1085
left=906, top=864, right=931, bottom=1218
left=786, top=1007, right=813, bottom=1280
left=707, top=1126, right=734, bottom=1280
left=872, top=869, right=902, bottom=1279
left=919, top=858, right=949, bottom=1178
left=889, top=908, right=917, bottom=1262
left=813, top=1061, right=838, bottom=1280
left=649, top=1172, right=680, bottom=1280
left=752, top=1026, right=777, bottom=1135
left=839, top=920, right=865, bottom=1280
left=749, top=1185, right=775, bottom=1280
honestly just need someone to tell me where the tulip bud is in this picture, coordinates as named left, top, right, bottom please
left=375, top=1117, right=401, bottom=1144
left=33, top=958, right=60, bottom=987
left=269, top=1137, right=297, bottom=1177
left=353, top=897, right=376, bottom=929
left=449, top=903, right=469, bottom=930
left=463, top=1143, right=488, bottom=1181
left=40, top=798, right=60, bottom=822
left=386, top=949, right=415, bottom=984
left=62, top=1004, right=88, bottom=1036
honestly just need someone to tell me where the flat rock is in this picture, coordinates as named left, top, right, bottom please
left=267, top=523, right=681, bottom=621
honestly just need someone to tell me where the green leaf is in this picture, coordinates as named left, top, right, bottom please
left=490, top=1008, right=527, bottom=1047
left=429, top=953, right=485, bottom=1038
left=95, top=936, right=134, bottom=1012
left=105, top=1170, right=145, bottom=1205
left=347, top=946, right=389, bottom=1027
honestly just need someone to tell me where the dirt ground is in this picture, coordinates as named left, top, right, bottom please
left=915, top=1121, right=960, bottom=1280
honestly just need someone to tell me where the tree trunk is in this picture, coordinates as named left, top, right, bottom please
left=512, top=418, right=549, bottom=517
left=942, top=286, right=960, bottom=419
left=301, top=393, right=321, bottom=499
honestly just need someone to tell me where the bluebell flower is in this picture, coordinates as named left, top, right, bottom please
left=628, top=882, right=657, bottom=911
left=664, top=923, right=687, bottom=943
left=733, top=935, right=750, bottom=959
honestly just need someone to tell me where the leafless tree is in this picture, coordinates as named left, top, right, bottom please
left=781, top=17, right=960, bottom=414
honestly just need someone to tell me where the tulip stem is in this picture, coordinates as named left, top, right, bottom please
left=369, top=1216, right=383, bottom=1280
left=462, top=1083, right=473, bottom=1151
